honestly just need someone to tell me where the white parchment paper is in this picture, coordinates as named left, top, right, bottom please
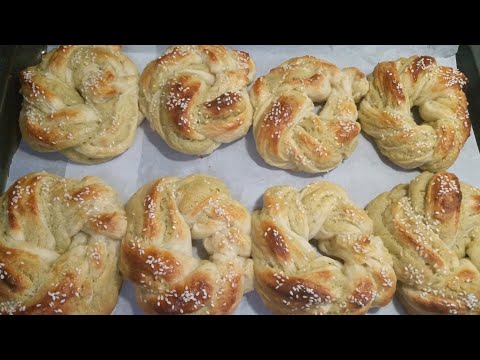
left=7, top=45, right=479, bottom=315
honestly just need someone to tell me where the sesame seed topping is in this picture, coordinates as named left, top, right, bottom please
left=435, top=174, right=459, bottom=196
left=145, top=255, right=174, bottom=278
left=0, top=263, right=8, bottom=280
left=0, top=301, right=26, bottom=315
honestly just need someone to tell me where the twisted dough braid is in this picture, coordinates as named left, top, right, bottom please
left=139, top=45, right=256, bottom=155
left=120, top=175, right=253, bottom=315
left=249, top=56, right=369, bottom=173
left=19, top=45, right=143, bottom=164
left=0, top=172, right=126, bottom=315
left=252, top=181, right=396, bottom=314
left=359, top=56, right=470, bottom=171
left=366, top=172, right=480, bottom=314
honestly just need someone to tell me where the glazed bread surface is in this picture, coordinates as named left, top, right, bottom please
left=0, top=172, right=126, bottom=315
left=19, top=45, right=143, bottom=164
left=252, top=181, right=396, bottom=314
left=359, top=55, right=470, bottom=171
left=120, top=174, right=253, bottom=314
left=250, top=56, right=369, bottom=173
left=367, top=172, right=480, bottom=314
left=139, top=45, right=256, bottom=155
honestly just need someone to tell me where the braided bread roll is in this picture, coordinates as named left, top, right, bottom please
left=252, top=182, right=396, bottom=314
left=359, top=56, right=470, bottom=171
left=0, top=172, right=126, bottom=315
left=249, top=56, right=369, bottom=173
left=19, top=45, right=143, bottom=164
left=120, top=175, right=253, bottom=314
left=367, top=172, right=480, bottom=314
left=139, top=45, right=256, bottom=155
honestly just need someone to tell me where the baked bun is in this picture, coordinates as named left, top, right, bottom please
left=366, top=171, right=480, bottom=314
left=252, top=181, right=396, bottom=314
left=249, top=56, right=368, bottom=173
left=19, top=45, right=143, bottom=164
left=359, top=55, right=470, bottom=171
left=139, top=45, right=256, bottom=155
left=0, top=172, right=126, bottom=315
left=120, top=175, right=253, bottom=314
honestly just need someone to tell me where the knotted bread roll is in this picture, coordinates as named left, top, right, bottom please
left=120, top=175, right=253, bottom=314
left=139, top=45, right=256, bottom=155
left=19, top=45, right=143, bottom=164
left=252, top=181, right=396, bottom=314
left=359, top=56, right=470, bottom=171
left=250, top=56, right=369, bottom=173
left=0, top=172, right=126, bottom=315
left=366, top=172, right=480, bottom=314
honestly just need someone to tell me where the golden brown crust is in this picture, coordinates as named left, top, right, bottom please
left=252, top=182, right=396, bottom=315
left=366, top=171, right=480, bottom=314
left=139, top=45, right=256, bottom=155
left=426, top=173, right=462, bottom=235
left=0, top=172, right=125, bottom=315
left=120, top=175, right=253, bottom=315
left=19, top=45, right=143, bottom=164
left=359, top=55, right=470, bottom=172
left=249, top=56, right=369, bottom=173
left=374, top=62, right=407, bottom=104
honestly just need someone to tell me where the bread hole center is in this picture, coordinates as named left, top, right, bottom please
left=192, top=240, right=210, bottom=260
left=411, top=106, right=423, bottom=126
left=313, top=103, right=324, bottom=114
left=309, top=238, right=345, bottom=265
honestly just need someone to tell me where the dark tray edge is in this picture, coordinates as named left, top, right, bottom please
left=457, top=45, right=480, bottom=152
left=0, top=45, right=46, bottom=192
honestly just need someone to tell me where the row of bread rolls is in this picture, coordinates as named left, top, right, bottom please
left=1, top=171, right=478, bottom=315
left=19, top=45, right=470, bottom=172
